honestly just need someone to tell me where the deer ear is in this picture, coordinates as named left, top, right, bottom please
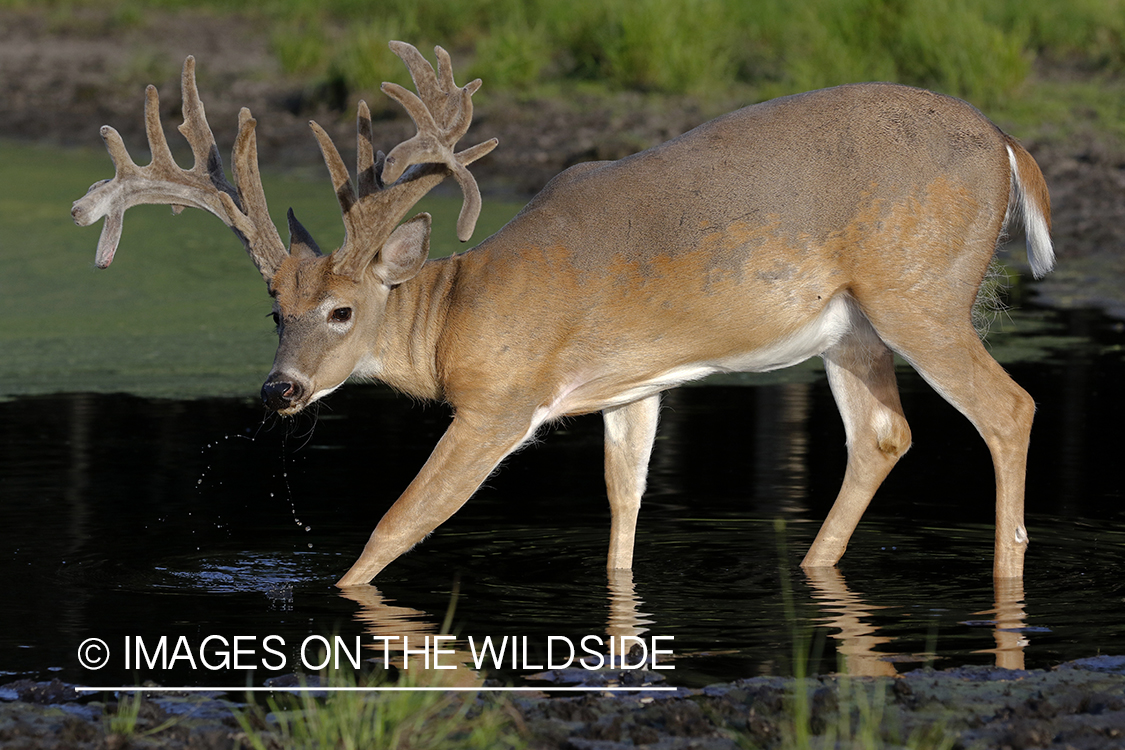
left=286, top=208, right=323, bottom=261
left=374, top=213, right=431, bottom=285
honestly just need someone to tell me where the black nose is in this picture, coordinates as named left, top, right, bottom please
left=261, top=379, right=303, bottom=412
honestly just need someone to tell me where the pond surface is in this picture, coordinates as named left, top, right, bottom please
left=3, top=141, right=1123, bottom=691
left=1, top=304, right=1122, bottom=690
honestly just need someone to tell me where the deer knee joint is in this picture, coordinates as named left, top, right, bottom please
left=875, top=414, right=911, bottom=460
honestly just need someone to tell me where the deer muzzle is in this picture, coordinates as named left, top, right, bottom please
left=261, top=376, right=306, bottom=414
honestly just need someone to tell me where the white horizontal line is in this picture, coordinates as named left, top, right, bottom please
left=77, top=685, right=678, bottom=693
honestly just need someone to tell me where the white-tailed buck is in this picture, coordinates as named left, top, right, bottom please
left=73, top=43, right=1053, bottom=586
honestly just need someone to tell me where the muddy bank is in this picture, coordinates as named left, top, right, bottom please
left=3, top=657, right=1125, bottom=749
left=516, top=657, right=1125, bottom=749
left=0, top=8, right=717, bottom=194
left=3, top=7, right=1123, bottom=315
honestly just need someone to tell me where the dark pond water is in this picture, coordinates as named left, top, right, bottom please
left=2, top=305, right=1123, bottom=690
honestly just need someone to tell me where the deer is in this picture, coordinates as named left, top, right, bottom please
left=72, top=42, right=1053, bottom=587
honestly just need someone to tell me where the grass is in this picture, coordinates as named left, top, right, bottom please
left=3, top=0, right=1120, bottom=158
left=101, top=691, right=187, bottom=743
left=232, top=670, right=525, bottom=750
left=102, top=691, right=146, bottom=737
left=5, top=0, right=1123, bottom=106
left=774, top=667, right=958, bottom=750
left=776, top=676, right=957, bottom=750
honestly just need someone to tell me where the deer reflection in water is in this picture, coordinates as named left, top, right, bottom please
left=337, top=571, right=666, bottom=686
left=979, top=578, right=1030, bottom=671
left=805, top=568, right=1031, bottom=674
left=337, top=565, right=1031, bottom=686
left=338, top=584, right=483, bottom=686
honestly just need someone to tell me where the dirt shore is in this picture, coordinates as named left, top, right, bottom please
left=3, top=657, right=1125, bottom=749
left=3, top=7, right=1123, bottom=316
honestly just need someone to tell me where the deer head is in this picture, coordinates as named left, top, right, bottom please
left=71, top=42, right=498, bottom=415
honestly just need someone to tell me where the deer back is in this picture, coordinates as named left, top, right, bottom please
left=427, top=83, right=1015, bottom=413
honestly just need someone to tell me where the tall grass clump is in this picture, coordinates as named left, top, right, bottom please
left=466, top=5, right=553, bottom=89
left=740, top=0, right=1029, bottom=106
left=101, top=692, right=187, bottom=744
left=985, top=0, right=1125, bottom=71
left=544, top=0, right=741, bottom=93
left=778, top=675, right=957, bottom=750
left=893, top=0, right=1029, bottom=105
left=271, top=0, right=1038, bottom=104
left=234, top=670, right=524, bottom=750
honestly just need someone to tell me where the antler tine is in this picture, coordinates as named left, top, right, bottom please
left=318, top=41, right=497, bottom=277
left=71, top=57, right=287, bottom=280
left=356, top=101, right=379, bottom=199
left=177, top=57, right=234, bottom=204
left=309, top=120, right=359, bottom=216
left=373, top=42, right=498, bottom=242
left=143, top=84, right=178, bottom=177
left=310, top=111, right=433, bottom=279
left=392, top=42, right=451, bottom=119
left=451, top=138, right=499, bottom=240
left=231, top=108, right=286, bottom=273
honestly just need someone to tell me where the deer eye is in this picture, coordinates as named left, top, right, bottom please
left=330, top=307, right=352, bottom=324
left=270, top=311, right=280, bottom=328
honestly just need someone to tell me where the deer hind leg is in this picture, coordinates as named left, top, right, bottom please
left=874, top=316, right=1035, bottom=579
left=603, top=394, right=661, bottom=570
left=803, top=314, right=912, bottom=569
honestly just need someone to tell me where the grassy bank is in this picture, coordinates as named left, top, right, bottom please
left=6, top=0, right=1122, bottom=155
left=10, top=0, right=1123, bottom=105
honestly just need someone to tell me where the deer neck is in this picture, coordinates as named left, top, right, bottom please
left=359, top=255, right=461, bottom=401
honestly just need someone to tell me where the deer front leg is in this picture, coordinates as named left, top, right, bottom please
left=336, top=412, right=534, bottom=587
left=603, top=395, right=661, bottom=570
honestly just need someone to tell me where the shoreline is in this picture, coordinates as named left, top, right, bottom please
left=3, top=656, right=1125, bottom=748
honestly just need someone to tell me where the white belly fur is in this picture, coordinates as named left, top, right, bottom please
left=540, top=293, right=860, bottom=421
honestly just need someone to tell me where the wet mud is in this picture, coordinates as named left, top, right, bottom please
left=3, top=657, right=1125, bottom=749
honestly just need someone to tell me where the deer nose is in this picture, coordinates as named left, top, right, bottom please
left=261, top=378, right=304, bottom=412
